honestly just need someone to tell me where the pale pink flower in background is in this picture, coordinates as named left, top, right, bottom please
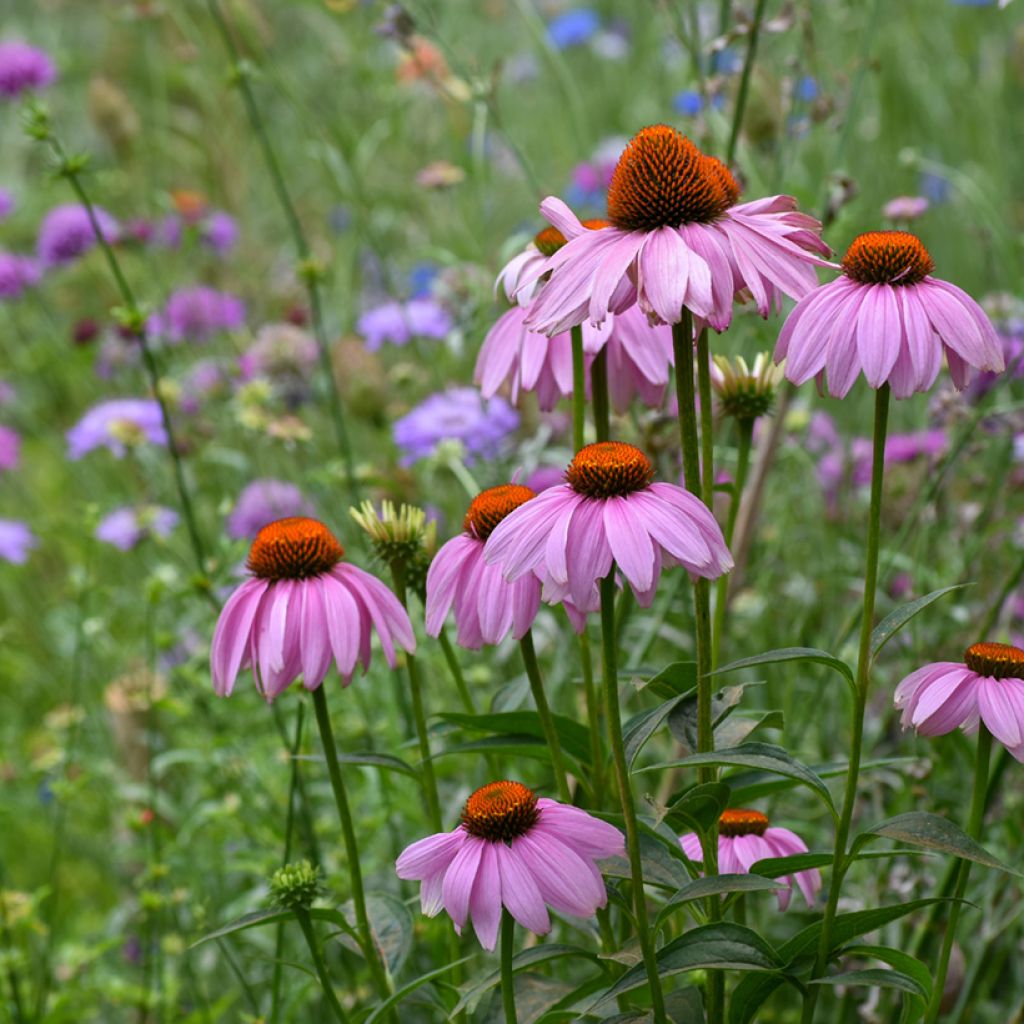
left=882, top=195, right=929, bottom=221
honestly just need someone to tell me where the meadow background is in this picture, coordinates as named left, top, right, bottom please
left=1, top=0, right=1023, bottom=1021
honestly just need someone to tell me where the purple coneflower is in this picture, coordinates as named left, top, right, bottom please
left=37, top=204, right=118, bottom=267
left=396, top=780, right=624, bottom=950
left=0, top=41, right=56, bottom=99
left=485, top=441, right=731, bottom=607
left=426, top=485, right=541, bottom=649
left=211, top=517, right=415, bottom=700
left=679, top=809, right=821, bottom=910
left=151, top=286, right=246, bottom=344
left=66, top=398, right=167, bottom=459
left=523, top=125, right=828, bottom=335
left=895, top=642, right=1024, bottom=760
left=777, top=230, right=1004, bottom=397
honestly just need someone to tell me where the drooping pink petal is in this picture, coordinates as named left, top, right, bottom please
left=468, top=842, right=503, bottom=951
left=299, top=577, right=333, bottom=689
left=318, top=573, right=363, bottom=680
left=211, top=578, right=267, bottom=696
left=604, top=496, right=656, bottom=594
left=637, top=226, right=691, bottom=324
left=534, top=800, right=625, bottom=859
left=855, top=284, right=902, bottom=388
left=977, top=678, right=1024, bottom=748
left=513, top=832, right=607, bottom=918
left=441, top=836, right=485, bottom=931
left=425, top=534, right=479, bottom=638
left=396, top=829, right=467, bottom=880
left=495, top=842, right=551, bottom=935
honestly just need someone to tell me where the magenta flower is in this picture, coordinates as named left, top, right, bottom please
left=0, top=425, right=21, bottom=471
left=485, top=441, right=731, bottom=607
left=776, top=230, right=1004, bottom=397
left=150, top=286, right=246, bottom=344
left=395, top=780, right=624, bottom=950
left=66, top=398, right=167, bottom=459
left=895, top=642, right=1024, bottom=761
left=226, top=479, right=317, bottom=540
left=883, top=196, right=929, bottom=222
left=211, top=517, right=415, bottom=700
left=37, top=204, right=118, bottom=267
left=0, top=188, right=14, bottom=220
left=95, top=505, right=179, bottom=551
left=523, top=125, right=828, bottom=335
left=679, top=809, right=821, bottom=911
left=200, top=211, right=239, bottom=254
left=357, top=298, right=452, bottom=350
left=0, top=519, right=37, bottom=563
left=0, top=41, right=56, bottom=99
left=426, top=485, right=542, bottom=650
left=0, top=253, right=39, bottom=301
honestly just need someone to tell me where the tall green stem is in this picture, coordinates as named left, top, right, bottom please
left=711, top=418, right=754, bottom=670
left=309, top=687, right=392, bottom=1004
left=578, top=631, right=605, bottom=808
left=519, top=630, right=572, bottom=803
left=295, top=908, right=351, bottom=1024
left=591, top=348, right=610, bottom=442
left=438, top=627, right=476, bottom=715
left=696, top=329, right=715, bottom=510
left=802, top=384, right=890, bottom=1023
left=599, top=574, right=667, bottom=1023
left=571, top=324, right=586, bottom=451
left=207, top=0, right=357, bottom=497
left=500, top=910, right=517, bottom=1024
left=924, top=727, right=992, bottom=1024
left=726, top=0, right=768, bottom=164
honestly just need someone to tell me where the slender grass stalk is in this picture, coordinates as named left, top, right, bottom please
left=519, top=630, right=572, bottom=803
left=726, top=0, right=768, bottom=164
left=500, top=910, right=517, bottom=1024
left=711, top=418, right=754, bottom=669
left=924, top=727, right=992, bottom=1024
left=0, top=872, right=28, bottom=1024
left=309, top=687, right=393, bottom=1004
left=207, top=0, right=357, bottom=498
left=801, top=385, right=890, bottom=1023
left=591, top=348, right=610, bottom=442
left=599, top=574, right=667, bottom=1023
left=571, top=324, right=586, bottom=451
left=295, top=909, right=351, bottom=1024
left=438, top=627, right=477, bottom=715
left=578, top=631, right=605, bottom=808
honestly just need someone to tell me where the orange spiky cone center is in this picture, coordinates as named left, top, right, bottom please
left=841, top=230, right=934, bottom=286
left=461, top=780, right=540, bottom=841
left=566, top=441, right=655, bottom=498
left=463, top=484, right=535, bottom=540
left=247, top=517, right=344, bottom=580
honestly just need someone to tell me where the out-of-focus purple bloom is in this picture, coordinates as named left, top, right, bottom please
left=0, top=252, right=40, bottom=300
left=66, top=398, right=168, bottom=459
left=673, top=90, right=704, bottom=116
left=919, top=170, right=951, bottom=205
left=95, top=505, right=179, bottom=551
left=239, top=323, right=318, bottom=406
left=357, top=298, right=452, bottom=351
left=547, top=9, right=600, bottom=48
left=94, top=334, right=141, bottom=380
left=525, top=465, right=565, bottom=492
left=805, top=411, right=839, bottom=455
left=150, top=286, right=246, bottom=344
left=592, top=22, right=630, bottom=60
left=0, top=381, right=14, bottom=405
left=0, top=425, right=20, bottom=470
left=883, top=195, right=929, bottom=221
left=884, top=430, right=948, bottom=467
left=0, top=188, right=14, bottom=220
left=200, top=211, right=239, bottom=254
left=711, top=47, right=742, bottom=74
left=226, top=479, right=317, bottom=540
left=393, top=387, right=519, bottom=466
left=37, top=204, right=119, bottom=267
left=409, top=263, right=439, bottom=298
left=565, top=135, right=625, bottom=210
left=0, top=41, right=56, bottom=99
left=795, top=75, right=818, bottom=102
left=179, top=359, right=228, bottom=414
left=966, top=332, right=1024, bottom=402
left=0, top=519, right=37, bottom=563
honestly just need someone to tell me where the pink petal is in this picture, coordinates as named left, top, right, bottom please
left=855, top=285, right=901, bottom=388
left=211, top=578, right=267, bottom=696
left=978, top=678, right=1023, bottom=748
left=469, top=842, right=503, bottom=951
left=396, top=829, right=466, bottom=880
left=495, top=842, right=551, bottom=935
left=604, top=496, right=656, bottom=594
left=425, top=535, right=478, bottom=637
left=441, top=836, right=485, bottom=930
left=637, top=226, right=691, bottom=324
left=300, top=577, right=333, bottom=689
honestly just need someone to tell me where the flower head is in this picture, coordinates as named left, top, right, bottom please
left=200, top=211, right=239, bottom=254
left=485, top=441, right=732, bottom=608
left=426, top=485, right=542, bottom=649
left=37, top=204, right=119, bottom=267
left=66, top=398, right=167, bottom=459
left=351, top=500, right=437, bottom=596
left=524, top=125, right=828, bottom=334
left=0, top=253, right=40, bottom=300
left=679, top=809, right=821, bottom=910
left=776, top=230, right=1004, bottom=397
left=883, top=196, right=929, bottom=222
left=895, top=642, right=1024, bottom=760
left=269, top=860, right=322, bottom=911
left=711, top=352, right=783, bottom=422
left=211, top=517, right=415, bottom=700
left=0, top=519, right=37, bottom=564
left=396, top=780, right=624, bottom=950
left=95, top=505, right=178, bottom=551
left=358, top=298, right=452, bottom=351
left=151, top=286, right=246, bottom=344
left=0, top=41, right=56, bottom=99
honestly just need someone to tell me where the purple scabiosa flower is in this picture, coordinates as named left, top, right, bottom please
left=393, top=388, right=519, bottom=466
left=95, top=505, right=179, bottom=551
left=547, top=9, right=601, bottom=49
left=178, top=359, right=228, bottom=414
left=884, top=429, right=947, bottom=467
left=226, top=479, right=316, bottom=540
left=37, top=204, right=118, bottom=267
left=357, top=298, right=453, bottom=351
left=883, top=196, right=929, bottom=222
left=150, top=286, right=246, bottom=344
left=0, top=41, right=56, bottom=99
left=486, top=442, right=732, bottom=607
left=0, top=519, right=37, bottom=563
left=66, top=398, right=167, bottom=459
left=777, top=230, right=1004, bottom=397
left=240, top=323, right=318, bottom=389
left=0, top=188, right=14, bottom=220
left=0, top=425, right=20, bottom=471
left=395, top=780, right=624, bottom=950
left=426, top=485, right=542, bottom=650
left=200, top=211, right=239, bottom=254
left=895, top=642, right=1024, bottom=760
left=210, top=517, right=415, bottom=699
left=679, top=809, right=821, bottom=911
left=0, top=252, right=40, bottom=300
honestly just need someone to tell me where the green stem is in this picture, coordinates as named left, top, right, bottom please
left=599, top=574, right=667, bottom=1023
left=801, top=384, right=890, bottom=1024
left=295, top=909, right=351, bottom=1024
left=571, top=324, right=586, bottom=451
left=0, top=880, right=27, bottom=1024
left=591, top=347, right=610, bottom=442
left=578, top=631, right=606, bottom=808
left=500, top=910, right=517, bottom=1024
left=711, top=419, right=754, bottom=670
left=726, top=0, right=768, bottom=164
left=310, top=687, right=392, bottom=1004
left=519, top=631, right=572, bottom=803
left=923, top=728, right=992, bottom=1024
left=696, top=329, right=715, bottom=511
left=207, top=0, right=357, bottom=498
left=438, top=627, right=476, bottom=715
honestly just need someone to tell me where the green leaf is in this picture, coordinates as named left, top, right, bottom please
left=435, top=735, right=557, bottom=761
left=750, top=848, right=935, bottom=881
left=641, top=743, right=836, bottom=819
left=810, top=968, right=927, bottom=997
left=623, top=690, right=694, bottom=771
left=713, top=709, right=784, bottom=748
left=851, top=812, right=1022, bottom=876
left=634, top=660, right=697, bottom=700
left=657, top=875, right=787, bottom=928
left=363, top=955, right=475, bottom=1024
left=338, top=752, right=419, bottom=778
left=723, top=756, right=913, bottom=806
left=189, top=907, right=352, bottom=948
left=438, top=711, right=591, bottom=763
left=665, top=681, right=761, bottom=756
left=661, top=782, right=732, bottom=837
left=870, top=584, right=970, bottom=659
left=841, top=944, right=933, bottom=1002
left=600, top=832, right=688, bottom=891
left=587, top=923, right=782, bottom=1011
left=713, top=647, right=855, bottom=690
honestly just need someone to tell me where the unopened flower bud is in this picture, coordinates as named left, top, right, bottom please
left=269, top=860, right=322, bottom=911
